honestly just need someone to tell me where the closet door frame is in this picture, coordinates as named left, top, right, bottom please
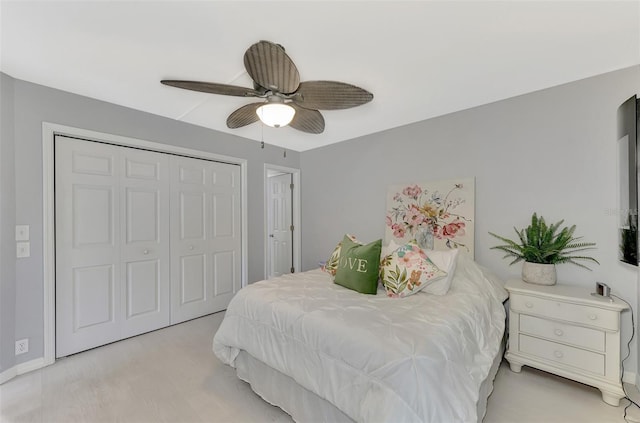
left=42, top=122, right=248, bottom=367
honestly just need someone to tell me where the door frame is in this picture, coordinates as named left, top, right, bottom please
left=263, top=164, right=301, bottom=279
left=42, top=122, right=248, bottom=367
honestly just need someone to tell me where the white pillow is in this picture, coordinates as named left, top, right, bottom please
left=423, top=248, right=460, bottom=295
left=381, top=239, right=401, bottom=259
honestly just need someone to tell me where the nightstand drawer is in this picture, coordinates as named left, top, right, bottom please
left=519, top=334, right=605, bottom=376
left=511, top=294, right=619, bottom=331
left=519, top=314, right=605, bottom=351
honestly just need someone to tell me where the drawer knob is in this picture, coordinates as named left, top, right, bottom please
left=588, top=314, right=597, bottom=321
left=143, top=249, right=149, bottom=255
left=554, top=329, right=564, bottom=337
left=525, top=302, right=533, bottom=308
left=554, top=350, right=564, bottom=359
left=189, top=245, right=194, bottom=251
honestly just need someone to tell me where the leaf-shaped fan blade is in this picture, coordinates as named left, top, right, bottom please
left=161, top=80, right=261, bottom=97
left=244, top=41, right=300, bottom=94
left=289, top=104, right=325, bottom=134
left=226, top=103, right=262, bottom=129
left=293, top=81, right=373, bottom=110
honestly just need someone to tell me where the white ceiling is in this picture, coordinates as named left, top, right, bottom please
left=1, top=1, right=639, bottom=152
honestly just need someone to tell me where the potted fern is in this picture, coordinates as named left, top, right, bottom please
left=489, top=213, right=599, bottom=285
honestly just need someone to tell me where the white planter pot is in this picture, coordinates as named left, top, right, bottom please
left=522, top=262, right=557, bottom=285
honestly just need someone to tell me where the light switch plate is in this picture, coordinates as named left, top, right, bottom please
left=15, top=225, right=29, bottom=241
left=16, top=242, right=30, bottom=258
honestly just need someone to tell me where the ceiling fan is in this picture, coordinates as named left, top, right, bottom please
left=161, top=40, right=373, bottom=134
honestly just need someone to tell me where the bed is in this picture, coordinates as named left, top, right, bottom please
left=213, top=252, right=508, bottom=422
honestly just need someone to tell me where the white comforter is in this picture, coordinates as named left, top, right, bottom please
left=213, top=253, right=507, bottom=423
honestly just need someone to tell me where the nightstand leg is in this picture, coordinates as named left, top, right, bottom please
left=508, top=361, right=522, bottom=373
left=600, top=390, right=622, bottom=407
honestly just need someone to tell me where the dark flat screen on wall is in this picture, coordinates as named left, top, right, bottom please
left=617, top=95, right=638, bottom=265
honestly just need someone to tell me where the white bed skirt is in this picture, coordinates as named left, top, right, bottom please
left=235, top=338, right=505, bottom=423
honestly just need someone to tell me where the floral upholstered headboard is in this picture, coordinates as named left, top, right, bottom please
left=384, top=178, right=475, bottom=258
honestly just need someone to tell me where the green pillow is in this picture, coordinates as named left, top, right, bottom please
left=334, top=235, right=382, bottom=295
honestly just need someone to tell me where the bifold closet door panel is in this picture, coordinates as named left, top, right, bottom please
left=56, top=136, right=171, bottom=357
left=55, top=137, right=123, bottom=357
left=170, top=156, right=241, bottom=324
left=119, top=148, right=171, bottom=338
left=208, top=161, right=242, bottom=312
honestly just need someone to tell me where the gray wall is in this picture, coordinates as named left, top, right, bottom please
left=1, top=73, right=17, bottom=373
left=3, top=66, right=640, bottom=377
left=300, top=66, right=640, bottom=373
left=2, top=73, right=300, bottom=370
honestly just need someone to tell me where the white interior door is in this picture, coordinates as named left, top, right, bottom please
left=119, top=148, right=170, bottom=338
left=267, top=173, right=292, bottom=278
left=56, top=137, right=121, bottom=357
left=55, top=136, right=171, bottom=357
left=209, top=160, right=242, bottom=312
left=170, top=157, right=241, bottom=324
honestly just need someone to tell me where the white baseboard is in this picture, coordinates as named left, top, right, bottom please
left=625, top=370, right=637, bottom=385
left=16, top=357, right=46, bottom=374
left=0, top=357, right=47, bottom=385
left=0, top=366, right=17, bottom=384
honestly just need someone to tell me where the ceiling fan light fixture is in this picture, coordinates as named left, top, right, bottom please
left=256, top=102, right=296, bottom=128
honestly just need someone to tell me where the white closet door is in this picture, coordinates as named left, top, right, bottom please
left=170, top=156, right=241, bottom=324
left=119, top=148, right=170, bottom=337
left=56, top=137, right=122, bottom=357
left=208, top=160, right=242, bottom=311
left=56, top=137, right=171, bottom=357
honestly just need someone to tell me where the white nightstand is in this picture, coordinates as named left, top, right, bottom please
left=504, top=279, right=629, bottom=406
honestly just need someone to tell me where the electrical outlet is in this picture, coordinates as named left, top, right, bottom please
left=15, top=339, right=28, bottom=355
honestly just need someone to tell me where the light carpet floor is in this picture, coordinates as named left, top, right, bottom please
left=2, top=312, right=640, bottom=423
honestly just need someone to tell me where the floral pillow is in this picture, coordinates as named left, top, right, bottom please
left=380, top=242, right=447, bottom=298
left=322, top=234, right=360, bottom=276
